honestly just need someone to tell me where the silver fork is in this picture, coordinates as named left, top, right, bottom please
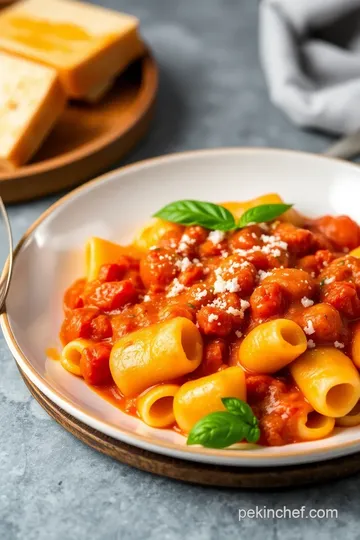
left=0, top=196, right=13, bottom=314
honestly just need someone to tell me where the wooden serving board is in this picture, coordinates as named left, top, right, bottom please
left=0, top=51, right=158, bottom=203
left=19, top=366, right=360, bottom=489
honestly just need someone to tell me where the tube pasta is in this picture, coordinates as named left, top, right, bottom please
left=290, top=347, right=360, bottom=417
left=221, top=193, right=304, bottom=226
left=85, top=237, right=141, bottom=281
left=239, top=319, right=307, bottom=374
left=336, top=401, right=360, bottom=427
left=61, top=338, right=92, bottom=376
left=350, top=246, right=360, bottom=258
left=137, top=384, right=180, bottom=428
left=133, top=218, right=182, bottom=251
left=110, top=317, right=203, bottom=397
left=173, top=367, right=246, bottom=433
left=294, top=410, right=335, bottom=442
left=351, top=321, right=360, bottom=369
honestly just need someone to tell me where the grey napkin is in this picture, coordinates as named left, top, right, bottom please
left=259, top=0, right=360, bottom=134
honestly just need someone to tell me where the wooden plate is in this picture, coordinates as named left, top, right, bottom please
left=19, top=365, right=360, bottom=488
left=0, top=51, right=158, bottom=203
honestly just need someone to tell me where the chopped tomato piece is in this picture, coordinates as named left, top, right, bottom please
left=63, top=278, right=85, bottom=311
left=262, top=268, right=315, bottom=301
left=199, top=239, right=227, bottom=258
left=178, top=264, right=203, bottom=286
left=296, top=255, right=318, bottom=275
left=200, top=339, right=228, bottom=376
left=85, top=280, right=138, bottom=311
left=219, top=257, right=257, bottom=296
left=322, top=281, right=360, bottom=319
left=111, top=314, right=138, bottom=340
left=183, top=225, right=209, bottom=246
left=291, top=303, right=342, bottom=343
left=250, top=282, right=288, bottom=321
left=185, top=283, right=214, bottom=308
left=80, top=342, right=112, bottom=385
left=313, top=215, right=360, bottom=251
left=140, top=248, right=179, bottom=291
left=60, top=307, right=99, bottom=345
left=273, top=222, right=314, bottom=256
left=247, top=376, right=311, bottom=446
left=297, top=250, right=336, bottom=276
left=90, top=314, right=113, bottom=340
left=98, top=257, right=130, bottom=282
left=228, top=225, right=262, bottom=251
left=196, top=306, right=232, bottom=337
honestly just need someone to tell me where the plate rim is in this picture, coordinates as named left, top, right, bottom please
left=4, top=146, right=360, bottom=467
left=0, top=49, right=158, bottom=183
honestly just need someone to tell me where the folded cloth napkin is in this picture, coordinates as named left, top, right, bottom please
left=259, top=0, right=360, bottom=135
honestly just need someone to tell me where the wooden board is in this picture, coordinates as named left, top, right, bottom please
left=18, top=366, right=360, bottom=489
left=0, top=51, right=158, bottom=203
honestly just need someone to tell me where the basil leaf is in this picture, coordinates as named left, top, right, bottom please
left=246, top=425, right=261, bottom=444
left=187, top=411, right=247, bottom=449
left=154, top=200, right=235, bottom=231
left=221, top=397, right=255, bottom=423
left=237, top=203, right=293, bottom=228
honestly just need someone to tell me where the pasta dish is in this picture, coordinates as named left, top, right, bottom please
left=58, top=193, right=360, bottom=449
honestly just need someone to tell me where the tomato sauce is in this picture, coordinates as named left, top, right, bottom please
left=46, top=347, right=61, bottom=361
left=59, top=214, right=360, bottom=446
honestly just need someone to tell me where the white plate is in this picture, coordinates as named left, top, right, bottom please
left=3, top=148, right=360, bottom=468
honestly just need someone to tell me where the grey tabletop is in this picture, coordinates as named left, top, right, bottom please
left=0, top=1, right=356, bottom=539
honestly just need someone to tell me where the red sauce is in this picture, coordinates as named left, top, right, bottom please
left=46, top=347, right=61, bottom=361
left=92, top=383, right=138, bottom=417
left=59, top=213, right=360, bottom=446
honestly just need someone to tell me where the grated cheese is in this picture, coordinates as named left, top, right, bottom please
left=208, top=313, right=219, bottom=322
left=175, top=257, right=192, bottom=272
left=301, top=297, right=314, bottom=308
left=178, top=233, right=196, bottom=253
left=194, top=288, right=208, bottom=301
left=235, top=235, right=288, bottom=260
left=209, top=298, right=227, bottom=310
left=213, top=268, right=241, bottom=294
left=226, top=306, right=242, bottom=317
left=334, top=341, right=345, bottom=349
left=208, top=230, right=225, bottom=245
left=167, top=278, right=187, bottom=298
left=307, top=339, right=316, bottom=349
left=303, top=320, right=315, bottom=335
left=258, top=269, right=272, bottom=282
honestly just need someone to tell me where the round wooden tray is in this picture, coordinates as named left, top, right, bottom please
left=18, top=366, right=360, bottom=489
left=0, top=51, right=158, bottom=204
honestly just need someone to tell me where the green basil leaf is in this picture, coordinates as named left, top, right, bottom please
left=221, top=397, right=256, bottom=423
left=246, top=425, right=261, bottom=444
left=237, top=203, right=293, bottom=228
left=187, top=411, right=247, bottom=449
left=154, top=200, right=235, bottom=231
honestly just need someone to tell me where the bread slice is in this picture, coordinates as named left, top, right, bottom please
left=0, top=0, right=146, bottom=100
left=0, top=51, right=66, bottom=170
